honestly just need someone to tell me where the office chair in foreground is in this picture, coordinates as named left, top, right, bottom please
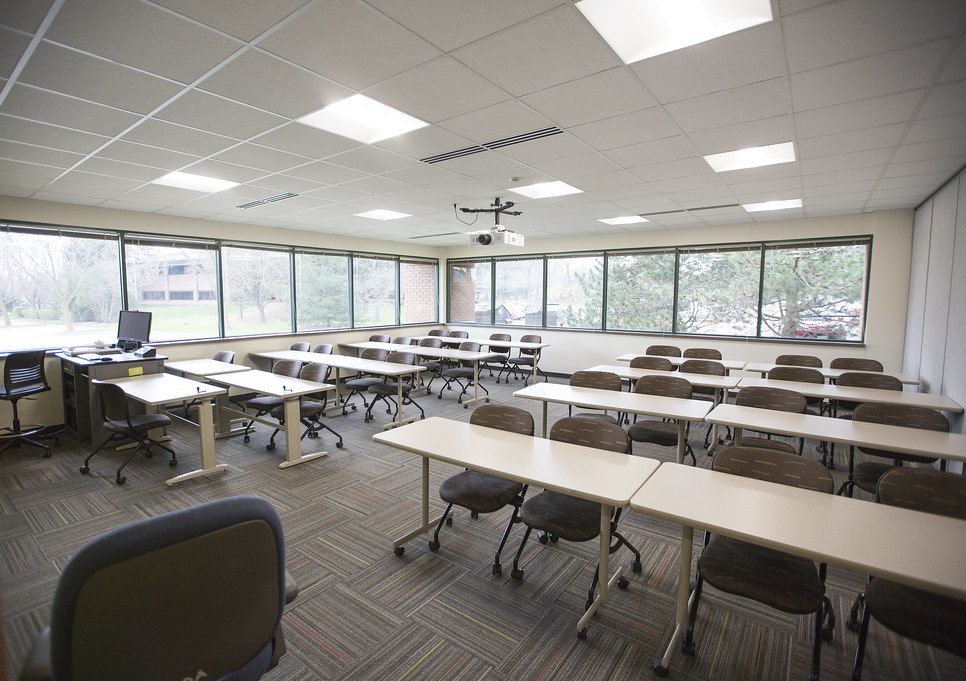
left=18, top=496, right=298, bottom=681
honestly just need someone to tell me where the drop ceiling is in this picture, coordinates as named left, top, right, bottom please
left=0, top=0, right=964, bottom=246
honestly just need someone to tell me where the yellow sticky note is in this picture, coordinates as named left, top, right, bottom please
left=128, top=366, right=144, bottom=377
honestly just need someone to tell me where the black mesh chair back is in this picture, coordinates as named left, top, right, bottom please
left=368, top=334, right=391, bottom=343
left=448, top=330, right=469, bottom=339
left=419, top=337, right=443, bottom=348
left=852, top=403, right=947, bottom=464
left=776, top=354, right=822, bottom=368
left=392, top=336, right=415, bottom=345
left=489, top=333, right=511, bottom=356
left=386, top=351, right=418, bottom=366
left=271, top=359, right=302, bottom=378
left=570, top=370, right=623, bottom=392
left=835, top=372, right=902, bottom=391
left=736, top=386, right=807, bottom=413
left=767, top=366, right=824, bottom=384
left=713, top=446, right=834, bottom=492
left=31, top=496, right=291, bottom=681
left=646, top=344, right=681, bottom=357
left=311, top=344, right=333, bottom=355
left=629, top=355, right=674, bottom=371
left=95, top=382, right=134, bottom=425
left=212, top=350, right=235, bottom=364
left=299, top=362, right=328, bottom=384
left=680, top=359, right=725, bottom=376
left=635, top=374, right=692, bottom=399
left=4, top=350, right=48, bottom=396
left=470, top=404, right=534, bottom=436
left=519, top=334, right=542, bottom=357
left=830, top=357, right=883, bottom=372
left=683, top=348, right=722, bottom=359
left=550, top=417, right=629, bottom=453
left=428, top=329, right=446, bottom=337
left=360, top=348, right=389, bottom=362
left=457, top=341, right=481, bottom=367
left=289, top=342, right=310, bottom=352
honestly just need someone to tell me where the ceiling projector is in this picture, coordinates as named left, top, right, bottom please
left=470, top=229, right=525, bottom=247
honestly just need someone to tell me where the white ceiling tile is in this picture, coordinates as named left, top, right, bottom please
left=531, top=153, right=620, bottom=179
left=938, top=35, right=966, bottom=84
left=97, top=140, right=200, bottom=170
left=74, top=157, right=166, bottom=181
left=521, top=66, right=656, bottom=128
left=474, top=167, right=552, bottom=188
left=801, top=166, right=883, bottom=187
left=384, top=186, right=454, bottom=205
left=864, top=197, right=917, bottom=210
left=284, top=161, right=368, bottom=184
left=380, top=163, right=463, bottom=185
left=32, top=191, right=108, bottom=205
left=0, top=158, right=65, bottom=180
left=122, top=119, right=238, bottom=156
left=650, top=174, right=726, bottom=194
left=0, top=114, right=109, bottom=154
left=0, top=139, right=82, bottom=167
left=727, top=175, right=803, bottom=197
left=629, top=156, right=713, bottom=182
left=155, top=89, right=287, bottom=139
left=337, top=175, right=413, bottom=195
left=41, top=180, right=130, bottom=199
left=0, top=0, right=54, bottom=33
left=46, top=0, right=239, bottom=83
left=452, top=5, right=620, bottom=97
left=891, top=137, right=966, bottom=164
left=438, top=100, right=553, bottom=144
left=250, top=122, right=361, bottom=159
left=259, top=0, right=440, bottom=90
left=668, top=187, right=739, bottom=207
left=18, top=41, right=183, bottom=114
left=869, top=186, right=935, bottom=202
left=182, top=158, right=267, bottom=183
left=789, top=40, right=948, bottom=111
left=875, top=173, right=951, bottom=190
left=793, top=90, right=924, bottom=137
left=604, top=135, right=699, bottom=168
left=664, top=78, right=791, bottom=132
left=245, top=174, right=327, bottom=194
left=55, top=170, right=143, bottom=191
left=799, top=147, right=893, bottom=175
left=199, top=50, right=353, bottom=118
left=561, top=169, right=639, bottom=191
left=686, top=115, right=794, bottom=155
left=428, top=150, right=518, bottom=176
left=153, top=0, right=308, bottom=42
left=498, top=132, right=594, bottom=165
left=797, top=123, right=905, bottom=158
left=881, top=157, right=964, bottom=178
left=364, top=57, right=509, bottom=123
left=569, top=107, right=680, bottom=151
left=718, top=162, right=801, bottom=185
left=426, top=176, right=501, bottom=198
left=631, top=21, right=785, bottom=103
left=906, top=112, right=966, bottom=144
left=0, top=27, right=29, bottom=80
left=917, top=79, right=966, bottom=119
left=0, top=173, right=49, bottom=191
left=803, top=181, right=877, bottom=197
left=212, top=143, right=311, bottom=172
left=782, top=0, right=965, bottom=73
left=322, top=146, right=417, bottom=174
left=372, top=125, right=475, bottom=160
left=591, top=183, right=659, bottom=201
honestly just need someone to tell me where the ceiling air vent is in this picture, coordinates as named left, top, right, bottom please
left=419, top=126, right=563, bottom=164
left=236, top=192, right=299, bottom=209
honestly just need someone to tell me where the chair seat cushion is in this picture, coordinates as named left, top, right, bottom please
left=368, top=382, right=404, bottom=396
left=442, top=367, right=474, bottom=379
left=627, top=420, right=678, bottom=446
left=246, top=395, right=284, bottom=412
left=520, top=491, right=600, bottom=542
left=738, top=436, right=798, bottom=456
left=853, top=461, right=895, bottom=493
left=865, top=578, right=966, bottom=658
left=105, top=413, right=171, bottom=433
left=421, top=361, right=442, bottom=372
left=698, top=535, right=824, bottom=614
left=345, top=377, right=383, bottom=390
left=269, top=400, right=324, bottom=419
left=575, top=412, right=620, bottom=425
left=439, top=470, right=523, bottom=513
left=508, top=357, right=534, bottom=366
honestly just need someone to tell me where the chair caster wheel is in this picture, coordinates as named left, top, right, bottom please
left=485, top=398, right=490, bottom=403
left=470, top=511, right=478, bottom=519
left=652, top=662, right=669, bottom=677
left=266, top=443, right=276, bottom=451
left=632, top=561, right=643, bottom=573
left=538, top=533, right=549, bottom=544
left=393, top=546, right=405, bottom=556
left=243, top=435, right=250, bottom=443
left=445, top=516, right=453, bottom=527
left=549, top=534, right=558, bottom=543
left=426, top=389, right=432, bottom=395
left=618, top=576, right=629, bottom=589
left=169, top=459, right=177, bottom=467
left=577, top=628, right=587, bottom=640
left=492, top=563, right=502, bottom=575
left=420, top=414, right=425, bottom=420
left=463, top=404, right=468, bottom=409
left=428, top=540, right=439, bottom=552
left=351, top=405, right=357, bottom=411
left=336, top=441, right=344, bottom=448
left=115, top=476, right=126, bottom=485
left=511, top=568, right=524, bottom=581
left=437, top=395, right=442, bottom=400
left=79, top=465, right=89, bottom=474
left=307, top=431, right=319, bottom=439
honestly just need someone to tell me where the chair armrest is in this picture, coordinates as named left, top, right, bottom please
left=284, top=569, right=298, bottom=604
left=18, top=627, right=51, bottom=681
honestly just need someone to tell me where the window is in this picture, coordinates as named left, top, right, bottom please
left=295, top=252, right=350, bottom=330
left=400, top=259, right=437, bottom=324
left=494, top=259, right=543, bottom=326
left=449, top=261, right=491, bottom=324
left=605, top=251, right=675, bottom=332
left=547, top=254, right=603, bottom=328
left=198, top=290, right=216, bottom=301
left=221, top=246, right=292, bottom=336
left=676, top=246, right=761, bottom=336
left=0, top=228, right=121, bottom=351
left=125, top=240, right=219, bottom=341
left=760, top=241, right=869, bottom=341
left=353, top=256, right=396, bottom=327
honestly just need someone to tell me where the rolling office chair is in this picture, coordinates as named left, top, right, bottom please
left=212, top=350, right=236, bottom=363
left=568, top=370, right=624, bottom=424
left=645, top=344, right=682, bottom=357
left=341, top=348, right=390, bottom=414
left=775, top=354, right=823, bottom=368
left=81, top=382, right=176, bottom=485
left=485, top=333, right=512, bottom=381
left=392, top=336, right=416, bottom=345
left=627, top=374, right=696, bottom=465
left=0, top=350, right=58, bottom=458
left=428, top=405, right=535, bottom=575
left=289, top=342, right=311, bottom=352
left=17, top=496, right=298, bottom=681
left=365, top=352, right=425, bottom=424
left=830, top=357, right=883, bottom=372
left=368, top=334, right=391, bottom=343
left=680, top=359, right=727, bottom=448
left=266, top=363, right=343, bottom=452
left=733, top=386, right=808, bottom=455
left=503, top=334, right=547, bottom=385
left=241, top=360, right=302, bottom=443
left=311, top=344, right=333, bottom=355
left=437, top=341, right=488, bottom=406
left=427, top=329, right=446, bottom=337
left=683, top=347, right=722, bottom=359
left=416, top=337, right=444, bottom=394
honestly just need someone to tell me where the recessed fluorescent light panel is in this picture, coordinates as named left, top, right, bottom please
left=703, top=142, right=796, bottom=173
left=150, top=171, right=239, bottom=193
left=576, top=0, right=773, bottom=64
left=599, top=216, right=649, bottom=225
left=508, top=181, right=583, bottom=199
left=297, top=94, right=428, bottom=143
left=742, top=199, right=803, bottom=212
left=354, top=209, right=411, bottom=220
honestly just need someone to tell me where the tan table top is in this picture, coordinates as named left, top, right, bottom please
left=514, top=383, right=711, bottom=422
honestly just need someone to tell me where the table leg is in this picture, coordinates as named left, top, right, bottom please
left=734, top=426, right=743, bottom=447
left=653, top=524, right=695, bottom=675
left=391, top=456, right=445, bottom=553
left=542, top=402, right=548, bottom=438
left=709, top=389, right=721, bottom=451
left=166, top=397, right=228, bottom=485
left=462, top=360, right=489, bottom=406
left=278, top=396, right=327, bottom=469
left=213, top=391, right=247, bottom=438
left=578, top=504, right=624, bottom=635
left=676, top=421, right=686, bottom=465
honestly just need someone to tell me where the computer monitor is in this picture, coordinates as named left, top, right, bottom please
left=117, top=310, right=152, bottom=347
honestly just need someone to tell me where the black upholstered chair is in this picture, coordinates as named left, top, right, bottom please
left=365, top=352, right=424, bottom=424
left=311, top=344, right=333, bottom=355
left=646, top=344, right=681, bottom=357
left=776, top=354, right=823, bottom=368
left=0, top=350, right=58, bottom=458
left=485, top=333, right=512, bottom=382
left=266, top=363, right=343, bottom=451
left=629, top=355, right=674, bottom=371
left=341, top=348, right=390, bottom=415
left=428, top=405, right=535, bottom=575
left=510, top=418, right=642, bottom=627
left=289, top=342, right=310, bottom=352
left=392, top=336, right=415, bottom=346
left=242, top=359, right=301, bottom=442
left=568, top=370, right=624, bottom=424
left=826, top=372, right=903, bottom=473
left=851, top=468, right=966, bottom=680
left=684, top=447, right=835, bottom=681
left=81, top=382, right=175, bottom=486
left=627, top=374, right=696, bottom=465
left=368, top=334, right=391, bottom=343
left=733, top=386, right=808, bottom=455
left=427, top=329, right=446, bottom=337
left=683, top=347, right=722, bottom=359
left=680, top=359, right=726, bottom=447
left=17, top=496, right=297, bottom=681
left=830, top=357, right=883, bottom=372
left=212, top=350, right=236, bottom=363
left=416, top=337, right=444, bottom=394
left=504, top=334, right=547, bottom=385
left=443, top=330, right=468, bottom=349
left=437, top=341, right=488, bottom=406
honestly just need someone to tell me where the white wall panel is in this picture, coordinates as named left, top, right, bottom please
left=920, top=181, right=958, bottom=392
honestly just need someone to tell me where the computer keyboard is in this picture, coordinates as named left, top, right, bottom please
left=62, top=346, right=122, bottom=356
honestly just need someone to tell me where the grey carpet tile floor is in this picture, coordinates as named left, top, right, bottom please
left=1, top=373, right=964, bottom=681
